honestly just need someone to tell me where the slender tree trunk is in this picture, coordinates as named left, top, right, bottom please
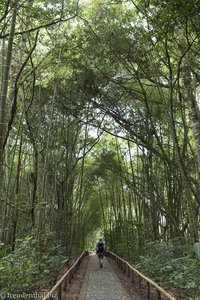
left=182, top=54, right=200, bottom=172
left=0, top=0, right=18, bottom=174
left=11, top=134, right=22, bottom=251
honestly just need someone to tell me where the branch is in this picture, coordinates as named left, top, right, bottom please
left=0, top=14, right=77, bottom=39
left=3, top=31, right=39, bottom=150
left=0, top=1, right=12, bottom=24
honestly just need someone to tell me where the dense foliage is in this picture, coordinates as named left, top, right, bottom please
left=0, top=0, right=200, bottom=297
left=0, top=233, right=67, bottom=293
left=138, top=241, right=200, bottom=297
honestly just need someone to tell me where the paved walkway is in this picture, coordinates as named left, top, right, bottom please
left=78, top=253, right=144, bottom=300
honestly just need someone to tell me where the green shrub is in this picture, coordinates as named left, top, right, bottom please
left=137, top=241, right=200, bottom=297
left=0, top=235, right=67, bottom=294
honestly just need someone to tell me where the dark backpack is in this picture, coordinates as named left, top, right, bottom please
left=97, top=242, right=104, bottom=253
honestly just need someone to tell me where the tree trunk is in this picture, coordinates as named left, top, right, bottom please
left=182, top=54, right=200, bottom=173
left=0, top=0, right=18, bottom=174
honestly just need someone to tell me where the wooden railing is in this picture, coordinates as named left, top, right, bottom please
left=42, top=251, right=88, bottom=300
left=107, top=251, right=176, bottom=300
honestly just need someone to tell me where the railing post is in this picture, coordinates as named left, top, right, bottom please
left=68, top=271, right=72, bottom=284
left=131, top=269, right=135, bottom=283
left=63, top=277, right=67, bottom=292
left=138, top=275, right=142, bottom=289
left=147, top=282, right=151, bottom=299
left=123, top=262, right=126, bottom=273
left=127, top=265, right=130, bottom=277
left=57, top=284, right=62, bottom=300
left=157, top=289, right=161, bottom=300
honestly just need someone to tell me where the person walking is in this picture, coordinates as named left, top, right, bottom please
left=96, top=238, right=105, bottom=268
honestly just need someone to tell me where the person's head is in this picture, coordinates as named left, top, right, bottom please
left=99, top=238, right=102, bottom=242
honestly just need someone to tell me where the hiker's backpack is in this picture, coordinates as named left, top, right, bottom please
left=97, top=242, right=104, bottom=253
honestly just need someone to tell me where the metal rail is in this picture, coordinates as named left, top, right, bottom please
left=42, top=251, right=88, bottom=300
left=107, top=251, right=176, bottom=300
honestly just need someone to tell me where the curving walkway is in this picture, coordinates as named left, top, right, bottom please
left=78, top=253, right=145, bottom=300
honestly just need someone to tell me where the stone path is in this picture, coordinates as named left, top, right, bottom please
left=78, top=253, right=145, bottom=300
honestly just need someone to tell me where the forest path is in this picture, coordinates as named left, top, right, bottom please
left=76, top=253, right=145, bottom=300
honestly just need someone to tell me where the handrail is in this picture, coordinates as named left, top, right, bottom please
left=107, top=251, right=176, bottom=300
left=42, top=251, right=88, bottom=300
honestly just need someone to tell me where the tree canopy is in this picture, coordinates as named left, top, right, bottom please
left=0, top=0, right=200, bottom=297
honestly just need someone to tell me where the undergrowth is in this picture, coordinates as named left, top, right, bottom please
left=137, top=241, right=200, bottom=298
left=0, top=234, right=67, bottom=294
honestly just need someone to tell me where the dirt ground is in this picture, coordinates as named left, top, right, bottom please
left=60, top=256, right=89, bottom=300
left=39, top=255, right=88, bottom=300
